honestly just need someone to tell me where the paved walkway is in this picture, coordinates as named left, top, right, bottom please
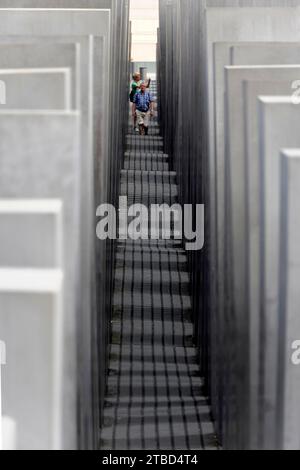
left=100, top=83, right=218, bottom=450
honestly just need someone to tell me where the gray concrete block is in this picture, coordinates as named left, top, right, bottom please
left=0, top=42, right=80, bottom=108
left=0, top=110, right=81, bottom=449
left=208, top=36, right=300, bottom=365
left=0, top=1, right=130, bottom=449
left=0, top=8, right=111, bottom=189
left=225, top=67, right=300, bottom=448
left=0, top=268, right=64, bottom=449
left=258, top=97, right=300, bottom=449
left=243, top=79, right=298, bottom=449
left=278, top=149, right=300, bottom=450
left=205, top=6, right=300, bottom=224
left=213, top=45, right=300, bottom=448
left=214, top=43, right=300, bottom=336
left=158, top=0, right=300, bottom=451
left=0, top=11, right=110, bottom=448
left=0, top=0, right=113, bottom=6
left=0, top=8, right=110, bottom=37
left=231, top=42, right=300, bottom=65
left=0, top=68, right=71, bottom=109
left=0, top=199, right=62, bottom=268
left=203, top=17, right=300, bottom=441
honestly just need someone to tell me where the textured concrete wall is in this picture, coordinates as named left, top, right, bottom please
left=278, top=149, right=300, bottom=450
left=0, top=1, right=130, bottom=450
left=0, top=111, right=81, bottom=449
left=158, top=0, right=300, bottom=450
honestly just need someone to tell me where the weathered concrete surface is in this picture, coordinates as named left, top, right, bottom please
left=0, top=9, right=111, bottom=450
left=0, top=2, right=130, bottom=449
left=0, top=68, right=71, bottom=109
left=278, top=149, right=300, bottom=451
left=0, top=199, right=62, bottom=268
left=158, top=0, right=300, bottom=450
left=214, top=43, right=300, bottom=334
left=258, top=97, right=300, bottom=449
left=0, top=268, right=64, bottom=449
left=243, top=79, right=299, bottom=450
left=0, top=0, right=112, bottom=6
left=0, top=42, right=80, bottom=108
left=225, top=66, right=300, bottom=449
left=0, top=111, right=81, bottom=449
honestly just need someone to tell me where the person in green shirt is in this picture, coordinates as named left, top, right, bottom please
left=130, top=73, right=141, bottom=102
left=130, top=73, right=142, bottom=131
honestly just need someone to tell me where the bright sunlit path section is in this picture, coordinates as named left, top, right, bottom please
left=130, top=0, right=159, bottom=65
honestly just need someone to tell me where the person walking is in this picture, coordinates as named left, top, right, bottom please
left=130, top=73, right=142, bottom=132
left=130, top=72, right=141, bottom=103
left=132, top=82, right=154, bottom=136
